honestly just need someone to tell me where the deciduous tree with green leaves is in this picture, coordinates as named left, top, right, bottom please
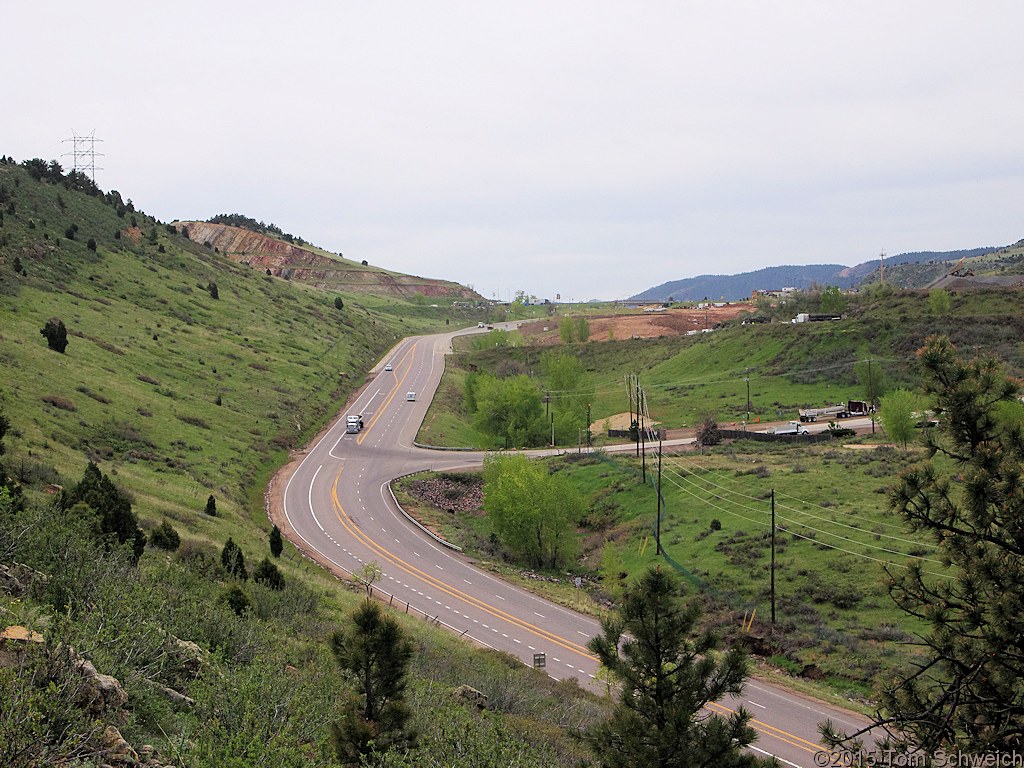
left=928, top=288, right=951, bottom=315
left=541, top=351, right=593, bottom=445
left=575, top=315, right=590, bottom=342
left=879, top=388, right=920, bottom=449
left=819, top=285, right=846, bottom=313
left=559, top=315, right=576, bottom=344
left=482, top=454, right=581, bottom=570
left=587, top=567, right=773, bottom=768
left=471, top=374, right=544, bottom=447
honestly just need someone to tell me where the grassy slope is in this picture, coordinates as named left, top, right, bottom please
left=857, top=239, right=1024, bottom=289
left=420, top=286, right=1024, bottom=448
left=0, top=163, right=603, bottom=765
left=403, top=285, right=1024, bottom=697
left=0, top=163, right=477, bottom=517
left=398, top=442, right=937, bottom=700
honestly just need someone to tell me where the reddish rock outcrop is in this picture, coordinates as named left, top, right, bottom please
left=174, top=221, right=480, bottom=299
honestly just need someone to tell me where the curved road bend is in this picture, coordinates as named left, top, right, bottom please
left=280, top=325, right=873, bottom=768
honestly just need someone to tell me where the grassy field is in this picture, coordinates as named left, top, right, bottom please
left=396, top=436, right=947, bottom=700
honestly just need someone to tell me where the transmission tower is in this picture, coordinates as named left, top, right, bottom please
left=62, top=130, right=104, bottom=182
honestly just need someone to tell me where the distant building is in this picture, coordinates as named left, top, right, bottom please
left=752, top=287, right=797, bottom=300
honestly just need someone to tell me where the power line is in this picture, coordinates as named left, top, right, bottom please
left=663, top=452, right=941, bottom=547
left=661, top=463, right=946, bottom=565
left=658, top=463, right=953, bottom=579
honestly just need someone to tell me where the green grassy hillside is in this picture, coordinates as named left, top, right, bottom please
left=422, top=285, right=1024, bottom=447
left=0, top=160, right=603, bottom=766
left=0, top=159, right=478, bottom=517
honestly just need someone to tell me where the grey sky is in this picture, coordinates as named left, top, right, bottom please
left=8, top=2, right=1023, bottom=300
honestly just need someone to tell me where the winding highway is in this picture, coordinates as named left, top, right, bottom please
left=277, top=324, right=873, bottom=767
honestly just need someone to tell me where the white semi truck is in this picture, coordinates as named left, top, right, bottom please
left=798, top=400, right=872, bottom=422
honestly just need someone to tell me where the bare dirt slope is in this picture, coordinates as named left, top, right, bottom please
left=174, top=221, right=479, bottom=299
left=519, top=304, right=751, bottom=344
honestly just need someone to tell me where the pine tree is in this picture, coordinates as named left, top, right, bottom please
left=62, top=462, right=145, bottom=563
left=330, top=600, right=415, bottom=764
left=223, top=585, right=249, bottom=616
left=205, top=494, right=217, bottom=516
left=587, top=567, right=772, bottom=768
left=269, top=524, right=283, bottom=558
left=40, top=317, right=68, bottom=353
left=253, top=558, right=285, bottom=590
left=825, top=335, right=1024, bottom=754
left=221, top=537, right=247, bottom=581
left=149, top=520, right=180, bottom=551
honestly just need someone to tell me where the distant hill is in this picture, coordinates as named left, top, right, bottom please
left=176, top=219, right=481, bottom=300
left=630, top=264, right=853, bottom=302
left=631, top=247, right=1003, bottom=302
left=863, top=240, right=1024, bottom=290
left=838, top=247, right=999, bottom=281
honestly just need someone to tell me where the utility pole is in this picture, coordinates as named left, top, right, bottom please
left=868, top=358, right=875, bottom=434
left=586, top=403, right=592, bottom=449
left=550, top=412, right=555, bottom=447
left=641, top=408, right=647, bottom=483
left=744, top=367, right=750, bottom=430
left=770, top=489, right=777, bottom=625
left=626, top=374, right=635, bottom=451
left=630, top=376, right=638, bottom=456
left=656, top=442, right=663, bottom=554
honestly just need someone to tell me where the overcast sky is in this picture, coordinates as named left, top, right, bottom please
left=8, top=2, right=1023, bottom=300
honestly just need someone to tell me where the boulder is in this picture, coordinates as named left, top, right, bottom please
left=154, top=682, right=195, bottom=709
left=170, top=637, right=206, bottom=680
left=800, top=663, right=825, bottom=681
left=74, top=656, right=128, bottom=715
left=102, top=724, right=139, bottom=765
left=452, top=684, right=488, bottom=710
left=0, top=624, right=45, bottom=668
left=0, top=564, right=25, bottom=596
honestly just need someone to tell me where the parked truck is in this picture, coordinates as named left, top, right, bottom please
left=769, top=421, right=809, bottom=436
left=798, top=400, right=873, bottom=422
left=798, top=404, right=850, bottom=422
left=846, top=400, right=872, bottom=417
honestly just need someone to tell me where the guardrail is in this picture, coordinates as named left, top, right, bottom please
left=386, top=472, right=464, bottom=552
left=411, top=441, right=476, bottom=451
left=718, top=428, right=835, bottom=444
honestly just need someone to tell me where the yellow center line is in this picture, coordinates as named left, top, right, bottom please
left=708, top=701, right=824, bottom=754
left=330, top=472, right=596, bottom=660
left=357, top=342, right=418, bottom=445
left=336, top=428, right=825, bottom=758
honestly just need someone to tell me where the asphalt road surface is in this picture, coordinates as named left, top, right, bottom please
left=279, top=325, right=875, bottom=767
